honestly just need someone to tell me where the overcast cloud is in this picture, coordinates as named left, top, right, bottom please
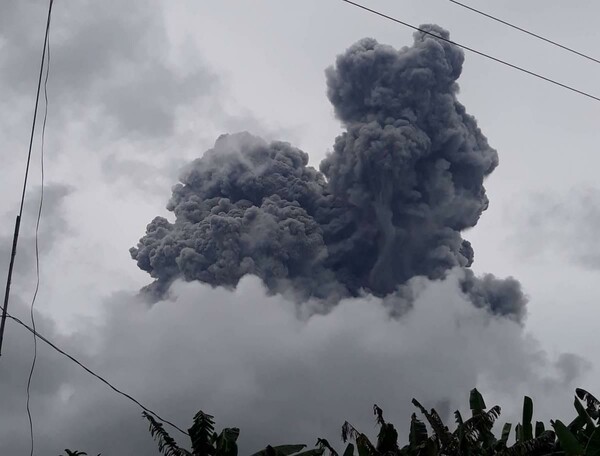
left=1, top=0, right=599, bottom=455
left=0, top=274, right=587, bottom=454
left=1, top=0, right=216, bottom=139
left=508, top=187, right=600, bottom=270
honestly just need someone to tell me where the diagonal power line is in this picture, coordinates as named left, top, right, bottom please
left=2, top=307, right=189, bottom=437
left=0, top=0, right=189, bottom=450
left=0, top=0, right=52, bottom=358
left=448, top=0, right=600, bottom=65
left=338, top=0, right=600, bottom=103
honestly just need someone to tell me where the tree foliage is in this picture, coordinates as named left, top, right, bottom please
left=68, top=388, right=600, bottom=456
left=324, top=388, right=600, bottom=456
left=142, top=410, right=320, bottom=456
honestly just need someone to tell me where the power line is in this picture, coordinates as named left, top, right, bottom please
left=448, top=0, right=600, bottom=65
left=2, top=306, right=189, bottom=437
left=0, top=0, right=53, bottom=357
left=26, top=5, right=53, bottom=455
left=0, top=0, right=187, bottom=439
left=338, top=0, right=600, bottom=104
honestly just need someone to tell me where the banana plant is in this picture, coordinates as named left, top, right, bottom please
left=141, top=388, right=600, bottom=456
left=60, top=450, right=101, bottom=456
left=144, top=410, right=323, bottom=456
left=326, top=389, right=561, bottom=456
left=547, top=388, right=600, bottom=456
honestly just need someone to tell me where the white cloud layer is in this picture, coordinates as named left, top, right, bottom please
left=0, top=273, right=586, bottom=454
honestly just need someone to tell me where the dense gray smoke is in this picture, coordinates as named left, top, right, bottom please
left=131, top=133, right=343, bottom=300
left=131, top=25, right=526, bottom=320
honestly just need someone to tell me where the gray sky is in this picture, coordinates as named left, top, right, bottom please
left=1, top=0, right=600, bottom=454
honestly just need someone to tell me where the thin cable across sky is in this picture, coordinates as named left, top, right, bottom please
left=338, top=0, right=600, bottom=104
left=2, top=307, right=189, bottom=437
left=448, top=0, right=600, bottom=65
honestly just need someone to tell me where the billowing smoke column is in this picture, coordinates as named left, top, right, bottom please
left=131, top=25, right=526, bottom=320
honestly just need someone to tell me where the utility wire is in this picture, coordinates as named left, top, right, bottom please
left=26, top=9, right=52, bottom=456
left=2, top=306, right=189, bottom=437
left=0, top=0, right=187, bottom=444
left=0, top=0, right=53, bottom=356
left=338, top=0, right=600, bottom=103
left=448, top=0, right=600, bottom=65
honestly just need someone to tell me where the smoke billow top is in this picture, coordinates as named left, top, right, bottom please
left=130, top=25, right=526, bottom=320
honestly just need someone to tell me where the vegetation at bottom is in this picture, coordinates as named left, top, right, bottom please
left=62, top=387, right=600, bottom=456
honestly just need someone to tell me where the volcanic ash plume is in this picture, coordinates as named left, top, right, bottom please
left=130, top=25, right=526, bottom=320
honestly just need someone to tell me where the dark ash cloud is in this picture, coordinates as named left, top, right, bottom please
left=130, top=132, right=342, bottom=300
left=131, top=26, right=526, bottom=320
left=461, top=270, right=527, bottom=320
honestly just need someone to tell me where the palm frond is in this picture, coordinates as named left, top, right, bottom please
left=293, top=450, right=325, bottom=456
left=461, top=405, right=501, bottom=448
left=373, top=405, right=385, bottom=426
left=340, top=422, right=376, bottom=456
left=341, top=443, right=354, bottom=456
left=143, top=412, right=191, bottom=456
left=188, top=410, right=216, bottom=456
left=534, top=421, right=545, bottom=438
left=315, top=438, right=338, bottom=456
left=214, top=428, right=239, bottom=456
left=409, top=413, right=428, bottom=447
left=576, top=388, right=600, bottom=420
left=355, top=434, right=377, bottom=456
left=411, top=399, right=452, bottom=448
left=341, top=422, right=360, bottom=444
left=376, top=423, right=399, bottom=454
left=469, top=388, right=487, bottom=415
left=504, top=430, right=556, bottom=456
left=463, top=405, right=501, bottom=430
left=454, top=410, right=463, bottom=427
left=492, top=422, right=512, bottom=452
left=250, top=444, right=308, bottom=456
